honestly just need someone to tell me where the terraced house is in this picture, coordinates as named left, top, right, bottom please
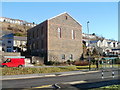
left=27, top=12, right=83, bottom=64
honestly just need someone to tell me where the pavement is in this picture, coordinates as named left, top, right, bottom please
left=1, top=68, right=119, bottom=80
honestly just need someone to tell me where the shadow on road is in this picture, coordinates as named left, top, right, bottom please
left=71, top=79, right=120, bottom=89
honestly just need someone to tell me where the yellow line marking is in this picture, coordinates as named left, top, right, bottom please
left=33, top=85, right=52, bottom=88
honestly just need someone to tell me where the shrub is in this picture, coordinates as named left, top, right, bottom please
left=73, top=60, right=89, bottom=66
left=46, top=61, right=55, bottom=65
left=46, top=61, right=68, bottom=66
left=66, top=60, right=74, bottom=65
left=115, top=58, right=120, bottom=64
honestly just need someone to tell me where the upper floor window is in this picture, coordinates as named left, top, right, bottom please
left=113, top=43, right=115, bottom=47
left=8, top=41, right=11, bottom=43
left=65, top=16, right=68, bottom=20
left=72, top=30, right=75, bottom=39
left=37, top=29, right=39, bottom=37
left=41, top=26, right=44, bottom=35
left=58, top=28, right=61, bottom=38
left=33, top=31, right=34, bottom=38
left=29, top=32, right=32, bottom=39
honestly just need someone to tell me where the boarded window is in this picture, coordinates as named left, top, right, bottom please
left=61, top=54, right=65, bottom=59
left=41, top=26, right=44, bottom=35
left=41, top=40, right=44, bottom=49
left=37, top=29, right=39, bottom=37
left=69, top=54, right=73, bottom=59
left=33, top=31, right=34, bottom=38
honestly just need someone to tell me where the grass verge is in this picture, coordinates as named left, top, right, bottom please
left=90, top=84, right=120, bottom=90
left=1, top=66, right=81, bottom=76
left=101, top=84, right=120, bottom=89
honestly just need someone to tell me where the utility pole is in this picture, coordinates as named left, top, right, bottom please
left=87, top=21, right=91, bottom=70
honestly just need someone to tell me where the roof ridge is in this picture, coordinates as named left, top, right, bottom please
left=48, top=12, right=67, bottom=20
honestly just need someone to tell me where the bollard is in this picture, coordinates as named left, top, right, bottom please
left=102, top=70, right=104, bottom=79
left=112, top=71, right=115, bottom=78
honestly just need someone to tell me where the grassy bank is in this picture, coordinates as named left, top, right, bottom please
left=101, top=84, right=120, bottom=89
left=1, top=64, right=119, bottom=76
left=1, top=66, right=84, bottom=76
left=91, top=84, right=120, bottom=90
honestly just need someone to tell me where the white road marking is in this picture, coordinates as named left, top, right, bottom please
left=63, top=80, right=87, bottom=84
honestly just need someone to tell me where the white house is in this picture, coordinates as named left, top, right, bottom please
left=13, top=36, right=27, bottom=52
left=0, top=40, right=2, bottom=51
left=83, top=37, right=120, bottom=55
left=100, top=39, right=108, bottom=47
left=2, top=32, right=14, bottom=52
left=0, top=17, right=37, bottom=27
left=90, top=40, right=102, bottom=47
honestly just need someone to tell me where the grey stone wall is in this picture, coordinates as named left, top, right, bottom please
left=27, top=21, right=48, bottom=55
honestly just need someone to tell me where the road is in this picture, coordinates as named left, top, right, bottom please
left=2, top=69, right=120, bottom=88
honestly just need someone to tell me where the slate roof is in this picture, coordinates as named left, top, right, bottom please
left=107, top=42, right=111, bottom=44
left=90, top=40, right=99, bottom=44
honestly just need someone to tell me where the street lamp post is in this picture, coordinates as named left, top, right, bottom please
left=87, top=21, right=91, bottom=70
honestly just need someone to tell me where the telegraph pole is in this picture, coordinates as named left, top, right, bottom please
left=87, top=21, right=91, bottom=70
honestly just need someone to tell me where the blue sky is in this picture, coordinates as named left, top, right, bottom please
left=2, top=2, right=118, bottom=41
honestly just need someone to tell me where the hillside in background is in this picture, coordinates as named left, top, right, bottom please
left=1, top=17, right=114, bottom=42
left=1, top=21, right=106, bottom=41
left=1, top=22, right=32, bottom=37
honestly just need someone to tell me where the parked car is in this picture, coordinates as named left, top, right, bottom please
left=1, top=56, right=26, bottom=67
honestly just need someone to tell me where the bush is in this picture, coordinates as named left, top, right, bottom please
left=14, top=33, right=24, bottom=36
left=67, top=60, right=74, bottom=65
left=46, top=61, right=68, bottom=66
left=46, top=61, right=55, bottom=65
left=114, top=58, right=120, bottom=64
left=34, top=63, right=45, bottom=66
left=73, top=60, right=89, bottom=66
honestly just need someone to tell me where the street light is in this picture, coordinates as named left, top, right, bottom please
left=87, top=21, right=91, bottom=70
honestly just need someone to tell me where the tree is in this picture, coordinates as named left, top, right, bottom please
left=33, top=22, right=35, bottom=24
left=92, top=48, right=99, bottom=56
left=92, top=33, right=96, bottom=35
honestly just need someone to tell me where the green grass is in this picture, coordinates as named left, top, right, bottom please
left=101, top=84, right=120, bottom=89
left=90, top=84, right=120, bottom=90
left=1, top=66, right=80, bottom=76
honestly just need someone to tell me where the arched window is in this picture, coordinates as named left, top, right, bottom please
left=72, top=30, right=75, bottom=39
left=58, top=28, right=61, bottom=38
left=65, top=16, right=68, bottom=20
